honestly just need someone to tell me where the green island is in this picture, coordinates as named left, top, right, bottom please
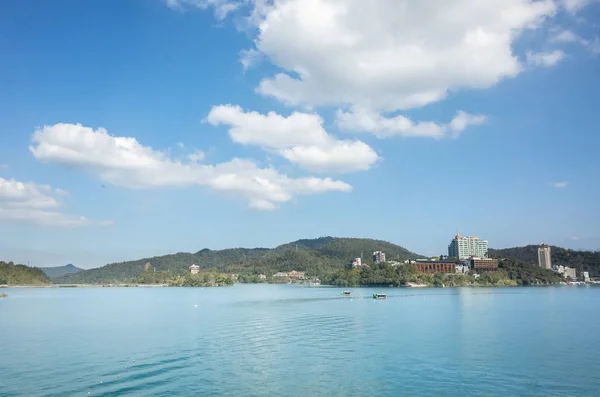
left=1, top=237, right=598, bottom=288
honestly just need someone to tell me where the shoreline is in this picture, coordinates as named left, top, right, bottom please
left=2, top=282, right=596, bottom=289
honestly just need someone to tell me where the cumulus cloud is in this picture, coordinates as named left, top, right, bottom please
left=0, top=177, right=110, bottom=227
left=526, top=50, right=566, bottom=67
left=206, top=105, right=379, bottom=173
left=336, top=108, right=486, bottom=138
left=238, top=0, right=560, bottom=112
left=550, top=181, right=569, bottom=188
left=29, top=123, right=352, bottom=210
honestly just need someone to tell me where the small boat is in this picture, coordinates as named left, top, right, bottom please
left=342, top=291, right=352, bottom=296
left=0, top=292, right=7, bottom=298
left=373, top=293, right=387, bottom=299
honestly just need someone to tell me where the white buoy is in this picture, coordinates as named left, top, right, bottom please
left=100, top=381, right=103, bottom=384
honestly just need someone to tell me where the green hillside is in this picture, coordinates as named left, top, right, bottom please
left=54, top=237, right=423, bottom=284
left=489, top=245, right=600, bottom=277
left=0, top=261, right=52, bottom=285
left=41, top=264, right=84, bottom=278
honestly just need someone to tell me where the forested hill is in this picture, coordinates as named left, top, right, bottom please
left=0, top=261, right=51, bottom=285
left=53, top=237, right=423, bottom=284
left=41, top=264, right=83, bottom=278
left=489, top=245, right=600, bottom=277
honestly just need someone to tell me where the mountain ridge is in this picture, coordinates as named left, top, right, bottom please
left=53, top=237, right=423, bottom=284
left=41, top=264, right=84, bottom=278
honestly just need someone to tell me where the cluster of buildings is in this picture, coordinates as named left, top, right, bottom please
left=411, top=234, right=498, bottom=274
left=350, top=251, right=388, bottom=269
left=273, top=270, right=306, bottom=279
left=346, top=235, right=499, bottom=275
left=538, top=244, right=582, bottom=281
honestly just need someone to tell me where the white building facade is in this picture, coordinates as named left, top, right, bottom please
left=448, top=235, right=488, bottom=259
left=538, top=244, right=551, bottom=269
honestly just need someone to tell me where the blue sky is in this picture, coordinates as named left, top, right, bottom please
left=1, top=0, right=599, bottom=268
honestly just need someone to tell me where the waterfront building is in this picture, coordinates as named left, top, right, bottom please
left=373, top=251, right=386, bottom=264
left=258, top=274, right=267, bottom=280
left=288, top=271, right=306, bottom=279
left=564, top=267, right=576, bottom=279
left=273, top=272, right=289, bottom=278
left=415, top=260, right=456, bottom=274
left=448, top=235, right=488, bottom=259
left=189, top=264, right=200, bottom=274
left=455, top=264, right=469, bottom=274
left=583, top=272, right=590, bottom=282
left=538, top=244, right=552, bottom=269
left=471, top=258, right=499, bottom=272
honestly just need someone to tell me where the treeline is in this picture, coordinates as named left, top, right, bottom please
left=135, top=270, right=234, bottom=287
left=500, top=259, right=564, bottom=285
left=322, top=262, right=512, bottom=287
left=321, top=260, right=563, bottom=287
left=0, top=261, right=51, bottom=285
left=490, top=245, right=600, bottom=277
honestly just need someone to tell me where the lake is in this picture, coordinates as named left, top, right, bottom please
left=1, top=285, right=599, bottom=396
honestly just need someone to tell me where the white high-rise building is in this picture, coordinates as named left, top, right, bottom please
left=538, top=244, right=551, bottom=270
left=448, top=235, right=488, bottom=259
left=373, top=251, right=386, bottom=264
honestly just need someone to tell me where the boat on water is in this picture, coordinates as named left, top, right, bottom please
left=0, top=292, right=7, bottom=298
left=342, top=291, right=352, bottom=296
left=373, top=293, right=387, bottom=299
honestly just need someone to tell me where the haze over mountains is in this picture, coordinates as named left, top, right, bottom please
left=40, top=264, right=83, bottom=278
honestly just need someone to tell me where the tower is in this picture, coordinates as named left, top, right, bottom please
left=537, top=244, right=551, bottom=270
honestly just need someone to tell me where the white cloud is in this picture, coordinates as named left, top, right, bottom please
left=336, top=108, right=486, bottom=138
left=206, top=105, right=379, bottom=173
left=551, top=29, right=600, bottom=54
left=551, top=30, right=586, bottom=44
left=526, top=50, right=566, bottom=67
left=188, top=149, right=205, bottom=162
left=237, top=0, right=559, bottom=112
left=448, top=111, right=488, bottom=136
left=570, top=236, right=580, bottom=240
left=177, top=142, right=185, bottom=148
left=0, top=164, right=8, bottom=170
left=240, top=48, right=263, bottom=70
left=0, top=177, right=110, bottom=227
left=550, top=181, right=569, bottom=188
left=166, top=0, right=241, bottom=19
left=560, top=0, right=599, bottom=13
left=30, top=123, right=352, bottom=210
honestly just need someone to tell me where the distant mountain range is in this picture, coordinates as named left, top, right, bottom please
left=53, top=237, right=423, bottom=284
left=489, top=245, right=600, bottom=277
left=40, top=264, right=84, bottom=278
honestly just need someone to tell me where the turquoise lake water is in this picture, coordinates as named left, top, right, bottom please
left=1, top=285, right=599, bottom=396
